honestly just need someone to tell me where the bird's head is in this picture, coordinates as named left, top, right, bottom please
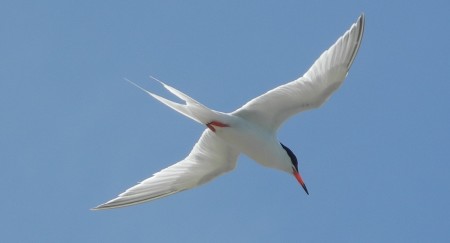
left=280, top=143, right=309, bottom=195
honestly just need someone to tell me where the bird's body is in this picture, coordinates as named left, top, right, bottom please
left=212, top=115, right=291, bottom=172
left=94, top=14, right=365, bottom=210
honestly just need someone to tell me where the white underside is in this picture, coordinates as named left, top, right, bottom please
left=212, top=114, right=291, bottom=172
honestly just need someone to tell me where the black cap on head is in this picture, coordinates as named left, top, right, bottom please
left=280, top=143, right=298, bottom=171
left=281, top=143, right=309, bottom=195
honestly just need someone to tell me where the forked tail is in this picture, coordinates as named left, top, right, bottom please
left=126, top=77, right=225, bottom=127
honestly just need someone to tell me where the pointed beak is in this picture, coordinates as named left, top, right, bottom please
left=294, top=171, right=309, bottom=195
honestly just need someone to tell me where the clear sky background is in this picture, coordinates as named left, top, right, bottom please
left=1, top=1, right=449, bottom=242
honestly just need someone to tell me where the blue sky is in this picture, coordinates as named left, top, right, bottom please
left=1, top=1, right=450, bottom=242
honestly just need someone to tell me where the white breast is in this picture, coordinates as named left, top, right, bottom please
left=214, top=115, right=290, bottom=172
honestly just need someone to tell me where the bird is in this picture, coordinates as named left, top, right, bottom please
left=93, top=14, right=365, bottom=210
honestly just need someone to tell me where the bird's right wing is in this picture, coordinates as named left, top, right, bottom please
left=93, top=130, right=239, bottom=210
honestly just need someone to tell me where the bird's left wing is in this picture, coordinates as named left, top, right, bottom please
left=93, top=130, right=239, bottom=210
left=233, top=14, right=364, bottom=132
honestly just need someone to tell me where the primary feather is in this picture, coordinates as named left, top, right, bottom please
left=233, top=14, right=364, bottom=131
left=94, top=130, right=239, bottom=209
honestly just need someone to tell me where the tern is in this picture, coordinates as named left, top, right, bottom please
left=94, top=14, right=364, bottom=210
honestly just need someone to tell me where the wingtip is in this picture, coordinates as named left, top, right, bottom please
left=90, top=201, right=119, bottom=211
left=356, top=12, right=365, bottom=53
left=358, top=13, right=365, bottom=34
left=90, top=205, right=105, bottom=211
left=90, top=200, right=113, bottom=210
left=345, top=13, right=365, bottom=70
